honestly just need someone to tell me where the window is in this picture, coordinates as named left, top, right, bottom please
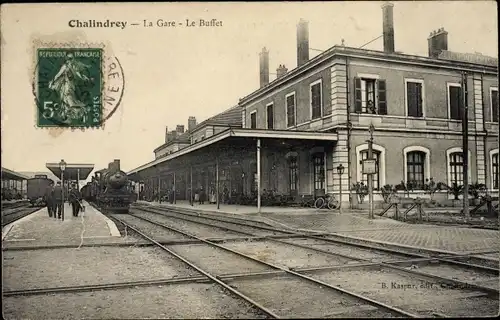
left=406, top=80, right=424, bottom=117
left=406, top=151, right=425, bottom=189
left=310, top=80, right=322, bottom=120
left=266, top=103, right=274, bottom=129
left=312, top=153, right=325, bottom=191
left=359, top=150, right=380, bottom=190
left=492, top=151, right=499, bottom=189
left=448, top=83, right=462, bottom=120
left=354, top=77, right=387, bottom=115
left=449, top=152, right=464, bottom=186
left=286, top=92, right=296, bottom=127
left=491, top=88, right=498, bottom=122
left=250, top=111, right=257, bottom=129
left=289, top=156, right=298, bottom=192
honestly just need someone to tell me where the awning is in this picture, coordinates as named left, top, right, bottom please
left=127, top=127, right=338, bottom=177
left=1, top=167, right=30, bottom=181
left=46, top=163, right=95, bottom=181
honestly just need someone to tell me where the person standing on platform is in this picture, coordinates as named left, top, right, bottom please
left=199, top=186, right=206, bottom=205
left=69, top=185, right=82, bottom=217
left=44, top=181, right=55, bottom=217
left=53, top=181, right=63, bottom=219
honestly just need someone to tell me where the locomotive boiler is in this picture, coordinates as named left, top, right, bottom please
left=90, top=159, right=134, bottom=213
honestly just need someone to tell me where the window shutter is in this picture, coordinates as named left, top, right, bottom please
left=492, top=90, right=499, bottom=122
left=450, top=86, right=462, bottom=120
left=354, top=78, right=362, bottom=113
left=407, top=82, right=417, bottom=117
left=416, top=83, right=423, bottom=117
left=378, top=79, right=387, bottom=115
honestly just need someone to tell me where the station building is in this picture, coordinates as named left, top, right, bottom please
left=128, top=2, right=499, bottom=209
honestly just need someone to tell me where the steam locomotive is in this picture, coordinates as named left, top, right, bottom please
left=81, top=159, right=135, bottom=213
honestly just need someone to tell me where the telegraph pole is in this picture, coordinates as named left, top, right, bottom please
left=368, top=123, right=375, bottom=219
left=462, top=71, right=470, bottom=219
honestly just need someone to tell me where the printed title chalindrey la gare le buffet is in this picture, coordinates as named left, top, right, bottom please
left=68, top=18, right=224, bottom=29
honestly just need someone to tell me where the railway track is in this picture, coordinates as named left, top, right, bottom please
left=131, top=205, right=500, bottom=270
left=112, top=213, right=414, bottom=318
left=112, top=209, right=499, bottom=317
left=1, top=205, right=40, bottom=227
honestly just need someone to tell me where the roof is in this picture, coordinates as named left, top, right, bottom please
left=190, top=105, right=242, bottom=134
left=153, top=132, right=191, bottom=153
left=238, top=45, right=498, bottom=106
left=154, top=105, right=242, bottom=153
left=128, top=128, right=337, bottom=175
left=45, top=163, right=95, bottom=181
left=18, top=171, right=60, bottom=182
left=1, top=167, right=30, bottom=180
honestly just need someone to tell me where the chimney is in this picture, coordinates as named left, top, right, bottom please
left=171, top=130, right=178, bottom=140
left=188, top=116, right=197, bottom=132
left=276, top=64, right=288, bottom=79
left=427, top=27, right=448, bottom=58
left=176, top=125, right=185, bottom=134
left=259, top=47, right=269, bottom=87
left=381, top=2, right=395, bottom=53
left=165, top=126, right=169, bottom=142
left=297, top=19, right=309, bottom=67
left=114, top=159, right=121, bottom=171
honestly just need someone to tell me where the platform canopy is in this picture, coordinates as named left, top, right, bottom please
left=127, top=127, right=338, bottom=180
left=1, top=167, right=30, bottom=181
left=46, top=162, right=95, bottom=181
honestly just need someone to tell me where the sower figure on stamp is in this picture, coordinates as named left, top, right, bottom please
left=44, top=180, right=55, bottom=218
left=48, top=52, right=92, bottom=124
left=53, top=181, right=64, bottom=219
left=69, top=185, right=82, bottom=217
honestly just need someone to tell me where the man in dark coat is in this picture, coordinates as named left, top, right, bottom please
left=53, top=181, right=64, bottom=220
left=68, top=185, right=82, bottom=217
left=44, top=181, right=55, bottom=217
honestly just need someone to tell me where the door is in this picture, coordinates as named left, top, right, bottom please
left=288, top=156, right=298, bottom=199
left=312, top=152, right=325, bottom=198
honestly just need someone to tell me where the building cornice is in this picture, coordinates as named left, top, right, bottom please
left=238, top=46, right=498, bottom=107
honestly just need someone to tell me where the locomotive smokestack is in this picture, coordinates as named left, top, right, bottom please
left=114, top=159, right=121, bottom=171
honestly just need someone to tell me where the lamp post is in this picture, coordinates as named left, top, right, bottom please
left=59, top=159, right=67, bottom=221
left=337, top=164, right=345, bottom=214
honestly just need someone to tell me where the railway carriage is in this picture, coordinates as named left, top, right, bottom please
left=27, top=175, right=53, bottom=207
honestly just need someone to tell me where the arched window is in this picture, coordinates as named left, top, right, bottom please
left=449, top=152, right=464, bottom=186
left=491, top=151, right=499, bottom=190
left=407, top=151, right=426, bottom=189
left=359, top=150, right=381, bottom=190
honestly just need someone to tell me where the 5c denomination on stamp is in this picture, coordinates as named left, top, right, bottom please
left=34, top=44, right=124, bottom=129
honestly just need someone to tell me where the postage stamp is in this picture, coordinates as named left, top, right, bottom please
left=33, top=41, right=124, bottom=129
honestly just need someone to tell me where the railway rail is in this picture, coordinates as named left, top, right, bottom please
left=131, top=205, right=500, bottom=271
left=112, top=209, right=499, bottom=317
left=2, top=206, right=40, bottom=227
left=113, top=213, right=415, bottom=318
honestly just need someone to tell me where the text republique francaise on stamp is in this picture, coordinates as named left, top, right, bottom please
left=34, top=45, right=124, bottom=129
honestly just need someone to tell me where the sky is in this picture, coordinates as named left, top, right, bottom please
left=1, top=1, right=498, bottom=183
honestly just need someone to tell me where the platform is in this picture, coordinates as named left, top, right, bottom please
left=135, top=200, right=500, bottom=257
left=2, top=201, right=120, bottom=247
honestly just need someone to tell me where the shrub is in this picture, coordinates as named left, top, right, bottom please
left=352, top=182, right=369, bottom=204
left=381, top=184, right=395, bottom=203
left=468, top=182, right=487, bottom=199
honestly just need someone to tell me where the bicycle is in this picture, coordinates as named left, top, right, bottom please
left=314, top=193, right=339, bottom=210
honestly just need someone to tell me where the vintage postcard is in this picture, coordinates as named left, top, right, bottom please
left=1, top=1, right=498, bottom=319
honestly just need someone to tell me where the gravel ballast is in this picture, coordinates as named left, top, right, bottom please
left=3, top=283, right=269, bottom=319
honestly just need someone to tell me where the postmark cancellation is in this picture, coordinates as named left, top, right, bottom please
left=32, top=40, right=124, bottom=129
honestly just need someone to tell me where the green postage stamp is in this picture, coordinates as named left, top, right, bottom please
left=36, top=48, right=103, bottom=127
